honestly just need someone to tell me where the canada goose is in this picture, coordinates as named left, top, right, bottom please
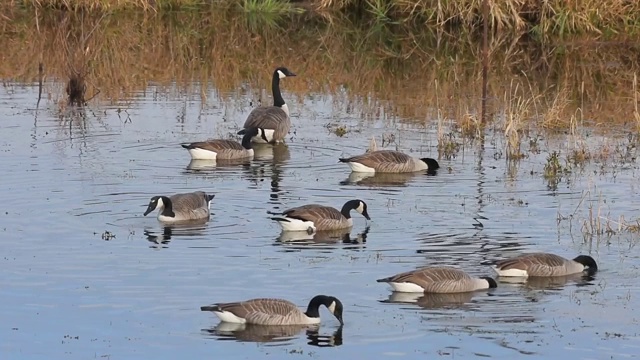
left=339, top=150, right=439, bottom=173
left=270, top=199, right=371, bottom=232
left=237, top=67, right=296, bottom=144
left=377, top=267, right=497, bottom=294
left=200, top=295, right=344, bottom=326
left=181, top=128, right=265, bottom=160
left=492, top=253, right=598, bottom=277
left=143, top=191, right=214, bottom=223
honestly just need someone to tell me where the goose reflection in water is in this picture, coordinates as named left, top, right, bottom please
left=340, top=170, right=437, bottom=187
left=380, top=291, right=476, bottom=309
left=185, top=158, right=253, bottom=172
left=244, top=143, right=290, bottom=205
left=275, top=226, right=370, bottom=246
left=498, top=273, right=596, bottom=290
left=202, top=323, right=343, bottom=347
left=144, top=221, right=208, bottom=248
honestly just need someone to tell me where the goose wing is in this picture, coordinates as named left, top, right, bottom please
left=217, top=298, right=303, bottom=325
left=282, top=204, right=343, bottom=222
left=183, top=139, right=244, bottom=152
left=169, top=192, right=210, bottom=219
left=244, top=107, right=289, bottom=130
left=495, top=253, right=568, bottom=276
left=379, top=267, right=475, bottom=293
left=340, top=150, right=414, bottom=172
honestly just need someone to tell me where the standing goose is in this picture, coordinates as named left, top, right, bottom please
left=377, top=267, right=497, bottom=294
left=492, top=253, right=598, bottom=277
left=237, top=66, right=296, bottom=144
left=201, top=295, right=344, bottom=326
left=270, top=199, right=371, bottom=232
left=339, top=150, right=439, bottom=173
left=143, top=191, right=214, bottom=224
left=181, top=128, right=266, bottom=160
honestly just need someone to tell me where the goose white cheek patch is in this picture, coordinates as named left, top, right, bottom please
left=328, top=301, right=336, bottom=314
left=356, top=202, right=365, bottom=214
left=277, top=70, right=286, bottom=79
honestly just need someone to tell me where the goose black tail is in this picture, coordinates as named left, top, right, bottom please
left=200, top=305, right=221, bottom=312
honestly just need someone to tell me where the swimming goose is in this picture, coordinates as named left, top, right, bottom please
left=181, top=128, right=266, bottom=160
left=377, top=267, right=497, bottom=294
left=339, top=150, right=439, bottom=173
left=143, top=191, right=214, bottom=223
left=237, top=67, right=296, bottom=144
left=492, top=253, right=598, bottom=277
left=270, top=199, right=371, bottom=232
left=200, top=295, right=344, bottom=326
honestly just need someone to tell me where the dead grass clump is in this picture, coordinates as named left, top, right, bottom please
left=504, top=82, right=533, bottom=160
left=313, top=0, right=640, bottom=35
left=541, top=87, right=571, bottom=129
left=17, top=0, right=201, bottom=11
left=568, top=147, right=591, bottom=166
left=459, top=113, right=482, bottom=139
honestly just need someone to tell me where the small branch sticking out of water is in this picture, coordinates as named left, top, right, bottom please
left=37, top=62, right=43, bottom=108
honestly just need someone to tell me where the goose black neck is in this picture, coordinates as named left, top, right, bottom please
left=159, top=196, right=175, bottom=217
left=305, top=295, right=329, bottom=319
left=340, top=200, right=359, bottom=219
left=272, top=71, right=285, bottom=107
left=241, top=131, right=254, bottom=150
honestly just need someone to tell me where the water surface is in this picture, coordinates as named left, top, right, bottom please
left=1, top=84, right=639, bottom=359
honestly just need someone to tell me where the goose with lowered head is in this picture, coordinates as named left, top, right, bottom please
left=339, top=150, right=439, bottom=173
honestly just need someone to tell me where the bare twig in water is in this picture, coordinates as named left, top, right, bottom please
left=37, top=62, right=43, bottom=108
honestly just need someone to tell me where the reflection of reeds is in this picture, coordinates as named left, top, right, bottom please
left=0, top=9, right=639, bottom=129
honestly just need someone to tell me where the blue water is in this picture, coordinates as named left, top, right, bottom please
left=1, top=84, right=639, bottom=359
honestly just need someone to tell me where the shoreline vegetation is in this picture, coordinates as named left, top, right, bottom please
left=1, top=1, right=639, bottom=132
left=10, top=0, right=640, bottom=36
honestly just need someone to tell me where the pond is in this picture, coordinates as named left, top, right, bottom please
left=1, top=10, right=640, bottom=360
left=1, top=80, right=639, bottom=359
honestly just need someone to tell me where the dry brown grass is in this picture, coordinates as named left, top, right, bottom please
left=0, top=9, right=639, bottom=130
left=314, top=0, right=640, bottom=35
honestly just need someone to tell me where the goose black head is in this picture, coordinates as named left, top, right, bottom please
left=354, top=200, right=371, bottom=220
left=481, top=277, right=498, bottom=289
left=144, top=196, right=173, bottom=217
left=573, top=255, right=598, bottom=275
left=144, top=196, right=163, bottom=216
left=275, top=67, right=296, bottom=79
left=420, top=157, right=440, bottom=170
left=240, top=127, right=265, bottom=148
left=326, top=296, right=344, bottom=325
